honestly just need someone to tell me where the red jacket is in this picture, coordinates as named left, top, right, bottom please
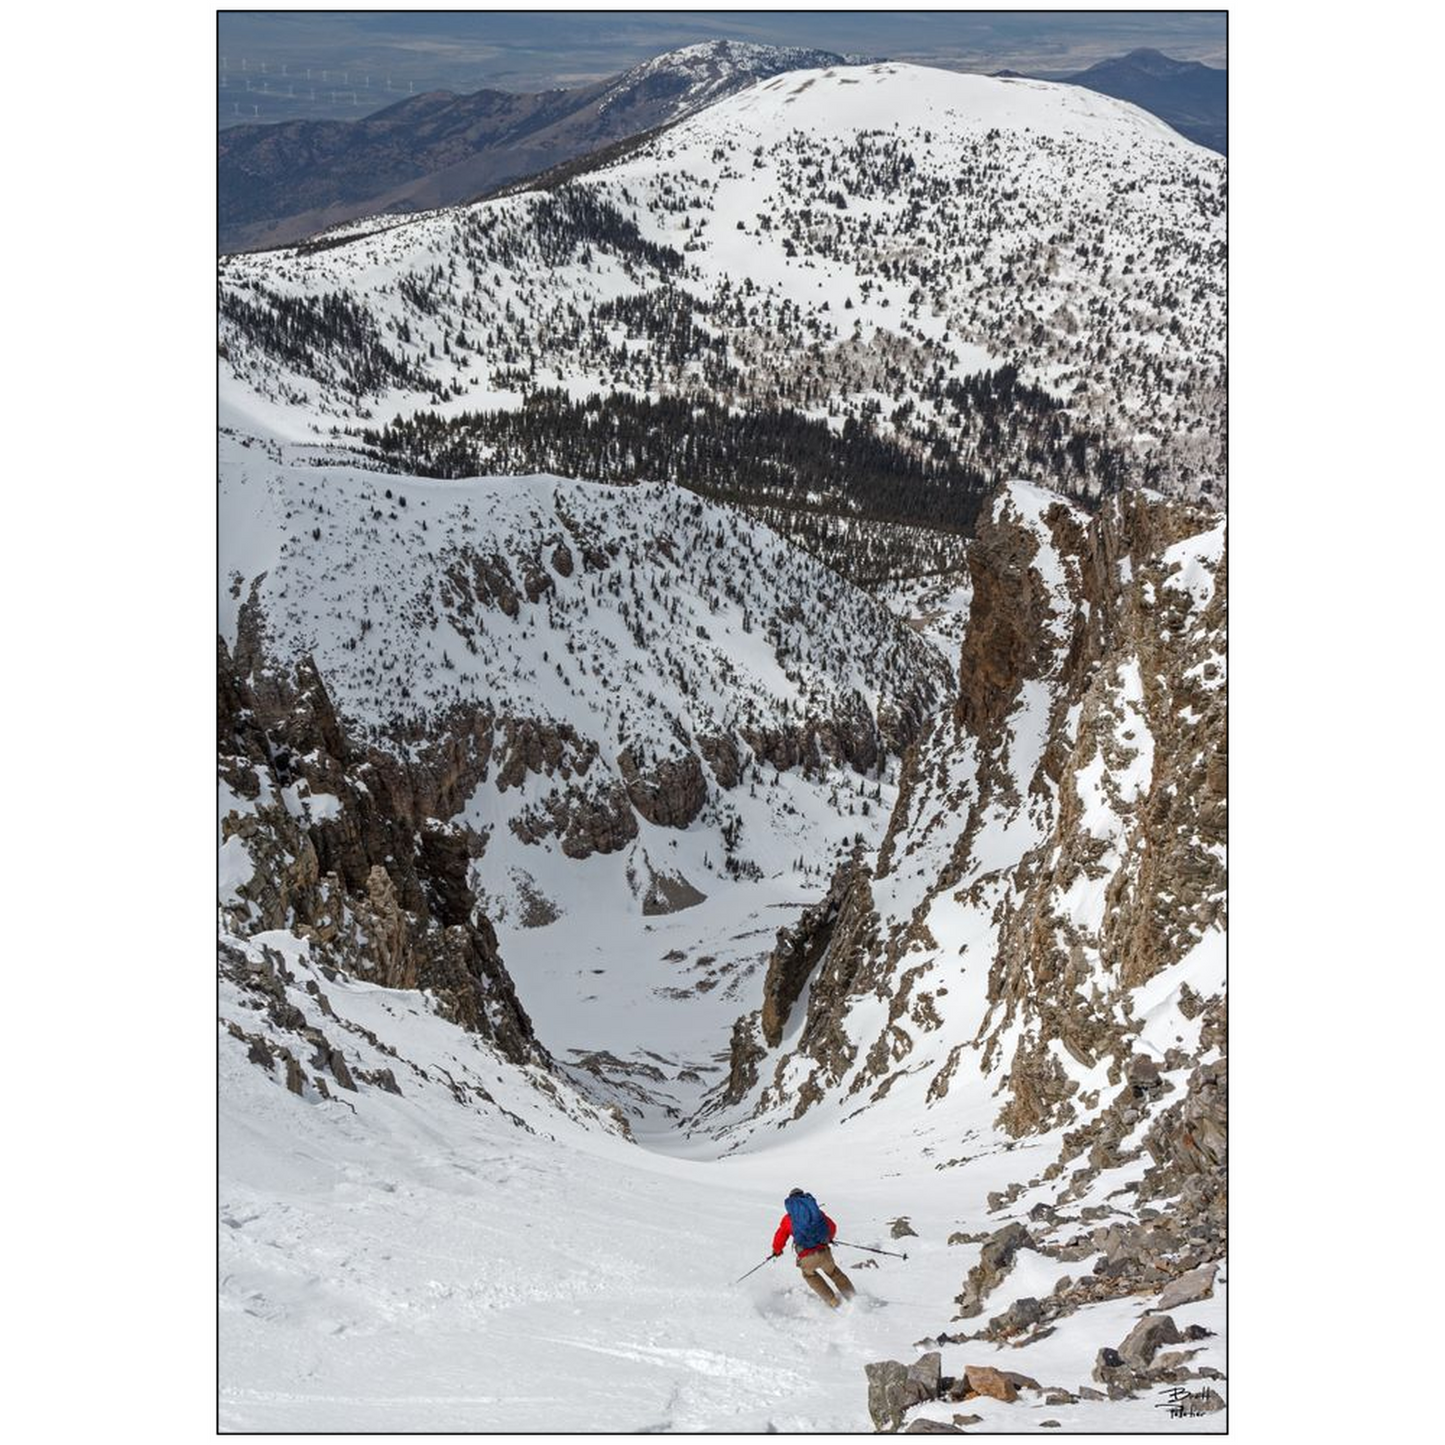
left=773, top=1210, right=837, bottom=1258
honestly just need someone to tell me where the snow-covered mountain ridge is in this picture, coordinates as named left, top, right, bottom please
left=220, top=41, right=873, bottom=253
left=219, top=61, right=1225, bottom=549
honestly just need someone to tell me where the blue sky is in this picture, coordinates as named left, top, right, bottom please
left=218, top=11, right=1225, bottom=127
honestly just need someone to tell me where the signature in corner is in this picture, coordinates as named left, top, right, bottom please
left=1153, top=1384, right=1223, bottom=1419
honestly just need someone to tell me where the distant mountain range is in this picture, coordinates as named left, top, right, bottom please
left=1038, top=48, right=1225, bottom=153
left=219, top=42, right=1224, bottom=255
left=219, top=40, right=865, bottom=252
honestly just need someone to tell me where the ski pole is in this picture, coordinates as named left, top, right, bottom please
left=832, top=1240, right=909, bottom=1260
left=733, top=1254, right=776, bottom=1284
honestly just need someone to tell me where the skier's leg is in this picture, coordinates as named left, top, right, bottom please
left=814, top=1246, right=856, bottom=1300
left=800, top=1255, right=840, bottom=1308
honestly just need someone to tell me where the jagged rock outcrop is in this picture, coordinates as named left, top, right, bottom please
left=720, top=853, right=882, bottom=1112
left=721, top=482, right=1225, bottom=1144
left=618, top=747, right=708, bottom=829
left=511, top=779, right=639, bottom=858
left=219, top=637, right=539, bottom=1063
left=865, top=1353, right=944, bottom=1433
left=721, top=1015, right=766, bottom=1106
left=758, top=860, right=862, bottom=1048
left=956, top=1223, right=1033, bottom=1318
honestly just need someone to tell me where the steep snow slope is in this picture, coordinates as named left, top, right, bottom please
left=218, top=63, right=1225, bottom=503
left=220, top=925, right=1226, bottom=1433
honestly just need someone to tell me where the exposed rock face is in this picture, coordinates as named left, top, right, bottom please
left=957, top=1223, right=1033, bottom=1318
left=721, top=1015, right=766, bottom=1106
left=1118, top=1313, right=1183, bottom=1370
left=758, top=860, right=864, bottom=1048
left=721, top=482, right=1226, bottom=1148
left=511, top=778, right=639, bottom=859
left=864, top=1361, right=913, bottom=1433
left=219, top=638, right=538, bottom=1063
left=1158, top=1262, right=1218, bottom=1310
left=697, top=732, right=742, bottom=789
left=968, top=489, right=1226, bottom=1130
left=961, top=1365, right=1030, bottom=1403
left=724, top=854, right=883, bottom=1110
left=865, top=1353, right=944, bottom=1432
left=618, top=747, right=708, bottom=828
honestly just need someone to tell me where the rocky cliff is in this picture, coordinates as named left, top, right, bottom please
left=717, top=476, right=1225, bottom=1240
left=219, top=636, right=540, bottom=1062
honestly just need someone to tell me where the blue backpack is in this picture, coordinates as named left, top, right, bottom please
left=785, top=1191, right=829, bottom=1250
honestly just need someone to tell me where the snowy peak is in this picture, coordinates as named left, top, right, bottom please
left=591, top=41, right=873, bottom=139
left=609, top=39, right=859, bottom=100
left=692, top=62, right=1196, bottom=148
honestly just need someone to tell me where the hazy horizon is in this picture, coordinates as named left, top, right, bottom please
left=217, top=9, right=1226, bottom=129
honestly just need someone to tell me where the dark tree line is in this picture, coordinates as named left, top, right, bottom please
left=359, top=366, right=1126, bottom=543
left=220, top=284, right=430, bottom=398
left=361, top=387, right=991, bottom=534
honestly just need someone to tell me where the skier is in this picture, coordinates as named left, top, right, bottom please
left=771, top=1187, right=857, bottom=1309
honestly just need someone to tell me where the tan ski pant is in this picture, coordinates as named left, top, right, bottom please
left=798, top=1246, right=856, bottom=1307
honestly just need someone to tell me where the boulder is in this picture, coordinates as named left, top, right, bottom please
left=907, top=1353, right=943, bottom=1400
left=1118, top=1314, right=1183, bottom=1369
left=1127, top=1054, right=1162, bottom=1090
left=865, top=1360, right=911, bottom=1432
left=987, top=1295, right=1043, bottom=1337
left=1092, top=1347, right=1144, bottom=1398
left=960, top=1366, right=1018, bottom=1403
left=866, top=1359, right=941, bottom=1432
left=891, top=1217, right=920, bottom=1239
left=903, top=1422, right=964, bottom=1434
left=1158, top=1262, right=1218, bottom=1310
left=957, top=1222, right=1032, bottom=1316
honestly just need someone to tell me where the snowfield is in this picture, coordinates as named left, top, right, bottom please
left=220, top=928, right=1225, bottom=1433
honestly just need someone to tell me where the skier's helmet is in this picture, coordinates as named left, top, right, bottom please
left=788, top=1187, right=806, bottom=1199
